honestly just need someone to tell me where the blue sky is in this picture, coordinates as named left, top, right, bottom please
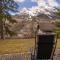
left=15, top=0, right=60, bottom=9
left=11, top=0, right=60, bottom=15
left=57, top=0, right=60, bottom=4
left=18, top=0, right=38, bottom=9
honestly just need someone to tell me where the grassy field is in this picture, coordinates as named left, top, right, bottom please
left=0, top=38, right=35, bottom=54
left=56, top=39, right=60, bottom=49
left=0, top=38, right=60, bottom=54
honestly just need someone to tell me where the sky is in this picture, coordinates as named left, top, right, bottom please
left=12, top=0, right=60, bottom=15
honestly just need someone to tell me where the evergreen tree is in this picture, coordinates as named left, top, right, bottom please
left=0, top=0, right=18, bottom=39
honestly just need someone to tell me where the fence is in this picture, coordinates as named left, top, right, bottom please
left=0, top=52, right=31, bottom=60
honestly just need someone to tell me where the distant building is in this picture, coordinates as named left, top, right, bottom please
left=39, top=22, right=55, bottom=32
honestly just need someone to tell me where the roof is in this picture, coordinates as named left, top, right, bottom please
left=39, top=22, right=55, bottom=32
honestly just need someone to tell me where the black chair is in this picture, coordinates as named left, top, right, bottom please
left=36, top=33, right=57, bottom=60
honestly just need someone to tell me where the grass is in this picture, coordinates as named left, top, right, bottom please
left=56, top=39, right=60, bottom=49
left=0, top=38, right=60, bottom=54
left=0, top=38, right=35, bottom=54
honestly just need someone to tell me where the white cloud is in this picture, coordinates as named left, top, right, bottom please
left=48, top=0, right=59, bottom=7
left=33, top=0, right=58, bottom=14
left=17, top=0, right=59, bottom=16
left=37, top=0, right=47, bottom=7
left=14, top=0, right=25, bottom=3
left=36, top=0, right=59, bottom=7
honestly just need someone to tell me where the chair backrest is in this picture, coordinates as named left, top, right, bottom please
left=36, top=33, right=57, bottom=59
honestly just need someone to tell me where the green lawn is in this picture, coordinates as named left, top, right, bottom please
left=0, top=38, right=60, bottom=54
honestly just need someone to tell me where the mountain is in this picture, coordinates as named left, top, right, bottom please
left=8, top=8, right=60, bottom=38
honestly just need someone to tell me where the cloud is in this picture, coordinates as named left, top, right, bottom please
left=14, top=0, right=25, bottom=3
left=36, top=0, right=59, bottom=7
left=31, top=0, right=58, bottom=7
left=31, top=0, right=58, bottom=13
left=17, top=0, right=59, bottom=16
left=48, top=0, right=59, bottom=7
left=37, top=0, right=47, bottom=7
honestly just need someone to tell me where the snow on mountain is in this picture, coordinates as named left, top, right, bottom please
left=17, top=6, right=58, bottom=18
left=14, top=0, right=59, bottom=17
left=18, top=7, right=58, bottom=19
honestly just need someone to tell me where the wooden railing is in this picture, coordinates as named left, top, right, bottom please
left=0, top=52, right=31, bottom=60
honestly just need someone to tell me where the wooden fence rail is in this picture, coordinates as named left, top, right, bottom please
left=0, top=52, right=31, bottom=60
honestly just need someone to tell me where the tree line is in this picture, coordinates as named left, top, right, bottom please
left=0, top=0, right=18, bottom=39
